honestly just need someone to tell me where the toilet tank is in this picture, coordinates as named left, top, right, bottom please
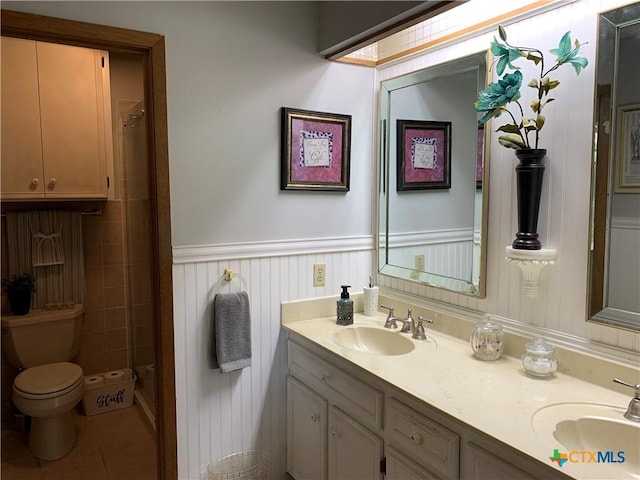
left=1, top=304, right=85, bottom=369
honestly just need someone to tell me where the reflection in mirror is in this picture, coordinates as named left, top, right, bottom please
left=378, top=52, right=489, bottom=297
left=589, top=3, right=640, bottom=331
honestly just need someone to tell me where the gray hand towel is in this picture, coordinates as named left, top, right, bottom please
left=211, top=291, right=252, bottom=373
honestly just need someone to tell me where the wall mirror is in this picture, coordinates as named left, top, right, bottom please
left=378, top=51, right=489, bottom=297
left=589, top=3, right=640, bottom=331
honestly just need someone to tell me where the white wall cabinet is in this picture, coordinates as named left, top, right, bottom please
left=286, top=336, right=567, bottom=480
left=1, top=36, right=111, bottom=200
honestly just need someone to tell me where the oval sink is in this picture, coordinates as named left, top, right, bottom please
left=532, top=402, right=640, bottom=478
left=332, top=326, right=415, bottom=355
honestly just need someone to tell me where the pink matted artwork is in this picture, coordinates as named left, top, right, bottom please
left=396, top=119, right=451, bottom=191
left=281, top=107, right=351, bottom=191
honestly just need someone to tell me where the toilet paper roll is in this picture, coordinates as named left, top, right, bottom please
left=103, top=370, right=125, bottom=385
left=84, top=375, right=104, bottom=390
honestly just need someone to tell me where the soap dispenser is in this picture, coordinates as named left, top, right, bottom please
left=336, top=285, right=353, bottom=326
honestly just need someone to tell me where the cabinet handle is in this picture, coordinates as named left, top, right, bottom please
left=409, top=432, right=424, bottom=445
left=330, top=428, right=341, bottom=439
left=31, top=178, right=40, bottom=186
left=49, top=178, right=57, bottom=186
left=310, top=413, right=318, bottom=422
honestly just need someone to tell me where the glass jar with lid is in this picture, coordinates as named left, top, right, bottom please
left=522, top=337, right=558, bottom=378
left=470, top=315, right=504, bottom=361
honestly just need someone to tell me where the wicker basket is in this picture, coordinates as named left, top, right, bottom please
left=207, top=450, right=269, bottom=480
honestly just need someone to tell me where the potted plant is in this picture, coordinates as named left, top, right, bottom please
left=474, top=25, right=588, bottom=250
left=2, top=273, right=36, bottom=316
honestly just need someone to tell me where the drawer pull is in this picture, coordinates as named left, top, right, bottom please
left=310, top=413, right=318, bottom=422
left=409, top=432, right=424, bottom=445
left=49, top=178, right=57, bottom=186
left=31, top=178, right=40, bottom=186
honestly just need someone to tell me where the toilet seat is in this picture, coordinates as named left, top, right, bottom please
left=14, top=362, right=83, bottom=400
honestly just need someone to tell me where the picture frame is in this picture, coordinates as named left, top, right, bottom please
left=615, top=103, right=640, bottom=193
left=280, top=107, right=351, bottom=191
left=396, top=119, right=451, bottom=191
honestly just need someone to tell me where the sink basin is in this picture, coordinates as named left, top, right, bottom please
left=332, top=326, right=416, bottom=355
left=532, top=402, right=640, bottom=479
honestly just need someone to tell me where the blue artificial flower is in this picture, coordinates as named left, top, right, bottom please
left=474, top=70, right=523, bottom=124
left=491, top=37, right=525, bottom=76
left=550, top=31, right=589, bottom=74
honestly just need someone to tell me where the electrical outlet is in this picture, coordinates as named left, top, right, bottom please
left=313, top=263, right=326, bottom=287
left=415, top=254, right=425, bottom=272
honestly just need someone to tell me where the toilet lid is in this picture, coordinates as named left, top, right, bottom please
left=14, top=362, right=83, bottom=395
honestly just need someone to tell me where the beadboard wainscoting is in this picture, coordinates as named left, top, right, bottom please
left=172, top=236, right=373, bottom=480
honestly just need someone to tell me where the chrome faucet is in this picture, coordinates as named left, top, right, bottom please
left=413, top=316, right=432, bottom=340
left=380, top=304, right=398, bottom=329
left=396, top=308, right=416, bottom=334
left=613, top=378, right=640, bottom=422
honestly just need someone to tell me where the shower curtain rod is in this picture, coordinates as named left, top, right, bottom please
left=0, top=209, right=102, bottom=217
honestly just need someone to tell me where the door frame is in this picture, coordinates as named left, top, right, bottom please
left=1, top=10, right=177, bottom=479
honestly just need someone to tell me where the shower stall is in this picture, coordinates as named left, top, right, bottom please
left=121, top=101, right=156, bottom=425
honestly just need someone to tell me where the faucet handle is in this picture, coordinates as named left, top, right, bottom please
left=380, top=304, right=397, bottom=329
left=613, top=378, right=640, bottom=397
left=412, top=316, right=432, bottom=340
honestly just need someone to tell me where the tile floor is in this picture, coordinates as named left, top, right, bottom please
left=1, top=406, right=157, bottom=480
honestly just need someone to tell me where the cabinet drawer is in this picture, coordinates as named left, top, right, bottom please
left=385, top=398, right=459, bottom=479
left=288, top=340, right=383, bottom=431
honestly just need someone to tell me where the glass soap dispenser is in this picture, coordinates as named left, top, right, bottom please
left=470, top=315, right=504, bottom=360
left=522, top=337, right=558, bottom=378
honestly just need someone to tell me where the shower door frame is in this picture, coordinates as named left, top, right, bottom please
left=0, top=10, right=177, bottom=480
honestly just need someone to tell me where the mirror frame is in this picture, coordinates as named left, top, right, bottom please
left=377, top=51, right=490, bottom=297
left=587, top=3, right=640, bottom=331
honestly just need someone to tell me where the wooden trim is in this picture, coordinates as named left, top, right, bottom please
left=335, top=57, right=377, bottom=68
left=1, top=10, right=177, bottom=480
left=590, top=84, right=611, bottom=318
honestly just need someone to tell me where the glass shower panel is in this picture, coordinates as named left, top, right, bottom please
left=122, top=101, right=156, bottom=419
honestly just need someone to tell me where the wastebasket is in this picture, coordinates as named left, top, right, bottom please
left=207, top=450, right=269, bottom=480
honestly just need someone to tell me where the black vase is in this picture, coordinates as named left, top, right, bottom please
left=7, top=287, right=32, bottom=316
left=513, top=149, right=546, bottom=250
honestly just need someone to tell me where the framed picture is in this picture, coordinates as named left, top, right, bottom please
left=396, top=120, right=451, bottom=191
left=280, top=107, right=351, bottom=191
left=615, top=103, right=640, bottom=193
left=476, top=125, right=485, bottom=189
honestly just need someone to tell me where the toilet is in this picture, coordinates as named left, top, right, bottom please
left=1, top=304, right=85, bottom=460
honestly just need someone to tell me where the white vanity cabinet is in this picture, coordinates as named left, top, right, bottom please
left=286, top=376, right=327, bottom=480
left=287, top=340, right=385, bottom=480
left=286, top=334, right=569, bottom=480
left=1, top=36, right=111, bottom=200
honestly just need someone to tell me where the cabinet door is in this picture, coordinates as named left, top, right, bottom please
left=37, top=41, right=108, bottom=198
left=287, top=376, right=327, bottom=480
left=385, top=446, right=440, bottom=480
left=328, top=406, right=383, bottom=480
left=1, top=37, right=45, bottom=198
left=463, top=442, right=538, bottom=480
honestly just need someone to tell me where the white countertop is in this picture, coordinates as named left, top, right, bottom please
left=282, top=308, right=639, bottom=480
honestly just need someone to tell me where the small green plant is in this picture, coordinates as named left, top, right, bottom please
left=474, top=25, right=588, bottom=150
left=2, top=273, right=36, bottom=292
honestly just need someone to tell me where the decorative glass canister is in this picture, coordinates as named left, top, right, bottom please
left=522, top=337, right=558, bottom=378
left=470, top=315, right=504, bottom=361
